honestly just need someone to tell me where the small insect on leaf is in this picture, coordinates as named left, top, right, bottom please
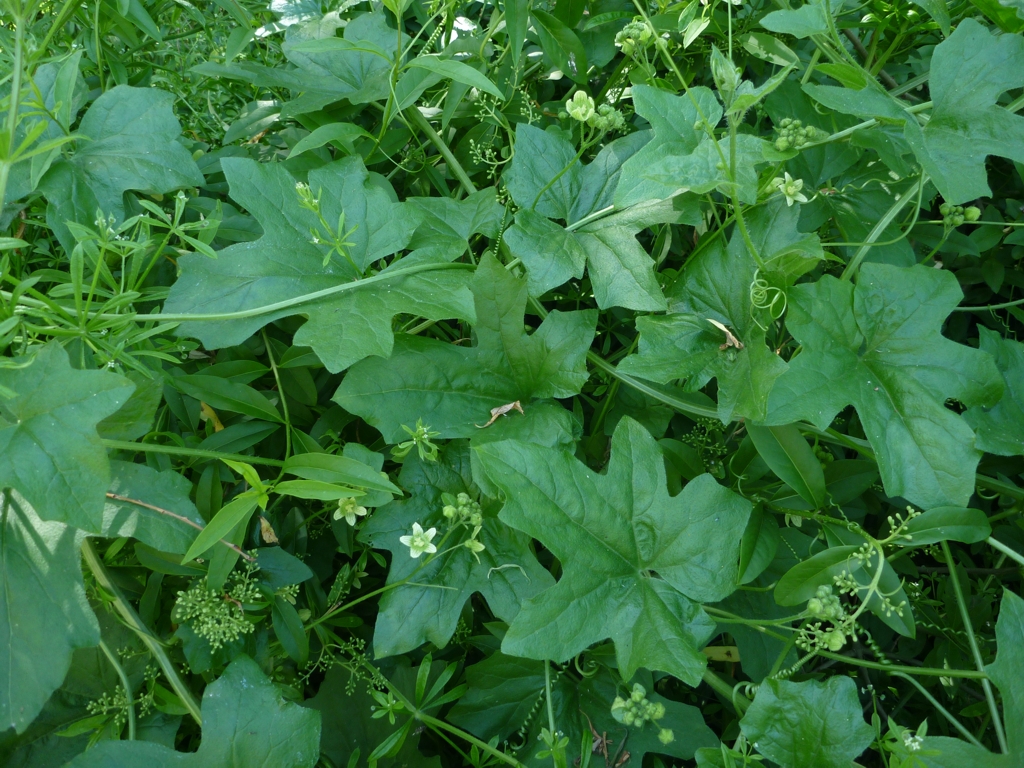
left=707, top=318, right=744, bottom=350
left=475, top=400, right=525, bottom=428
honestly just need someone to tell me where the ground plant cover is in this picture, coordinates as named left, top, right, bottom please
left=2, top=0, right=1024, bottom=765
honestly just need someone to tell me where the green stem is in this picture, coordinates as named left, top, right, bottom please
left=99, top=639, right=135, bottom=740
left=102, top=439, right=286, bottom=467
left=840, top=173, right=927, bottom=280
left=0, top=6, right=25, bottom=214
left=405, top=107, right=478, bottom=195
left=149, top=262, right=475, bottom=323
left=986, top=537, right=1024, bottom=569
left=940, top=540, right=1008, bottom=754
left=262, top=329, right=292, bottom=471
left=82, top=539, right=203, bottom=726
left=892, top=672, right=985, bottom=749
left=701, top=669, right=750, bottom=714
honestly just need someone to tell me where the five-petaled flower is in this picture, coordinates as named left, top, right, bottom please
left=334, top=497, right=368, bottom=526
left=771, top=172, right=808, bottom=206
left=400, top=522, right=438, bottom=558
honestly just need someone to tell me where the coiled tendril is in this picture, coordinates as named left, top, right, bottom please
left=749, top=269, right=787, bottom=330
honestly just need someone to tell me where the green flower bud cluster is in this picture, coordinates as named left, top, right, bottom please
left=277, top=583, right=300, bottom=605
left=774, top=118, right=827, bottom=151
left=939, top=202, right=981, bottom=227
left=610, top=684, right=670, bottom=741
left=443, top=491, right=482, bottom=526
left=174, top=573, right=262, bottom=650
left=807, top=584, right=844, bottom=621
left=565, top=93, right=627, bottom=133
left=615, top=20, right=654, bottom=57
left=813, top=444, right=834, bottom=467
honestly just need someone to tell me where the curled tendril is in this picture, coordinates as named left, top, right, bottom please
left=573, top=653, right=599, bottom=678
left=749, top=270, right=787, bottom=330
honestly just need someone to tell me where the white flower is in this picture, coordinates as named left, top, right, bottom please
left=334, top=497, right=368, bottom=526
left=566, top=91, right=595, bottom=122
left=771, top=172, right=808, bottom=206
left=399, top=522, right=437, bottom=558
left=903, top=731, right=923, bottom=752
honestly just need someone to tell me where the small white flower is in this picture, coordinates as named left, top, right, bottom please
left=771, top=172, right=808, bottom=206
left=903, top=731, right=923, bottom=752
left=334, top=497, right=367, bottom=526
left=399, top=522, right=437, bottom=558
left=566, top=91, right=595, bottom=122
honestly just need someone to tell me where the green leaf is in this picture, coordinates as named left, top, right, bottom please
left=181, top=495, right=259, bottom=563
left=272, top=596, right=309, bottom=666
left=39, top=86, right=203, bottom=251
left=964, top=328, right=1024, bottom=456
left=740, top=677, right=874, bottom=767
left=406, top=56, right=503, bottom=98
left=619, top=203, right=813, bottom=422
left=503, top=131, right=679, bottom=309
left=474, top=417, right=751, bottom=684
left=899, top=507, right=992, bottom=546
left=164, top=157, right=475, bottom=373
left=104, top=461, right=202, bottom=554
left=746, top=424, right=826, bottom=508
left=65, top=655, right=321, bottom=768
left=532, top=9, right=588, bottom=83
left=1, top=492, right=100, bottom=734
left=774, top=545, right=863, bottom=606
left=763, top=263, right=1003, bottom=509
left=172, top=374, right=283, bottom=423
left=760, top=0, right=830, bottom=38
left=282, top=453, right=400, bottom=493
left=359, top=444, right=553, bottom=657
left=902, top=19, right=1024, bottom=204
left=0, top=343, right=134, bottom=530
left=287, top=122, right=373, bottom=158
left=273, top=479, right=363, bottom=500
left=334, top=254, right=596, bottom=441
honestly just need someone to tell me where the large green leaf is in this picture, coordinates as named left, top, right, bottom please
left=740, top=677, right=874, bottom=767
left=903, top=19, right=1024, bottom=204
left=0, top=492, right=100, bottom=734
left=334, top=253, right=596, bottom=440
left=0, top=344, right=134, bottom=529
left=618, top=199, right=823, bottom=422
left=763, top=264, right=1003, bottom=508
left=66, top=655, right=321, bottom=768
left=38, top=86, right=203, bottom=251
left=963, top=328, right=1024, bottom=456
left=502, top=127, right=677, bottom=310
left=359, top=444, right=552, bottom=657
left=474, top=417, right=751, bottom=684
left=164, top=157, right=477, bottom=373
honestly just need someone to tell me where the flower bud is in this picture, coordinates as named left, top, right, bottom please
left=964, top=206, right=981, bottom=222
left=658, top=728, right=675, bottom=745
left=566, top=91, right=596, bottom=122
left=826, top=629, right=846, bottom=651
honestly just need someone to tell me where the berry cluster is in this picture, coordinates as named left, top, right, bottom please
left=611, top=683, right=674, bottom=744
left=774, top=118, right=827, bottom=151
left=442, top=491, right=482, bottom=526
left=939, top=202, right=981, bottom=227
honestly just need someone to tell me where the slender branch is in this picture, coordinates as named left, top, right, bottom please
left=105, top=493, right=255, bottom=562
left=405, top=107, right=478, bottom=196
left=98, top=639, right=136, bottom=740
left=102, top=439, right=285, bottom=467
left=892, top=672, right=986, bottom=749
left=81, top=539, right=203, bottom=726
left=941, top=541, right=1008, bottom=754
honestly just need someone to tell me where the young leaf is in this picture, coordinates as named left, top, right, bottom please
left=746, top=424, right=826, bottom=508
left=163, top=157, right=475, bottom=373
left=65, top=655, right=321, bottom=768
left=335, top=254, right=596, bottom=440
left=0, top=343, right=135, bottom=530
left=1, top=492, right=100, bottom=734
left=740, top=677, right=874, bottom=767
left=181, top=495, right=259, bottom=563
left=406, top=56, right=503, bottom=98
left=763, top=264, right=1003, bottom=509
left=774, top=545, right=863, bottom=606
left=359, top=445, right=553, bottom=657
left=474, top=417, right=751, bottom=685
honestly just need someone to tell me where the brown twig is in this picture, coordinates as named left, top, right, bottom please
left=106, top=492, right=256, bottom=562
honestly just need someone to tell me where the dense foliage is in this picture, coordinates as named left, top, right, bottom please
left=2, top=0, right=1024, bottom=765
